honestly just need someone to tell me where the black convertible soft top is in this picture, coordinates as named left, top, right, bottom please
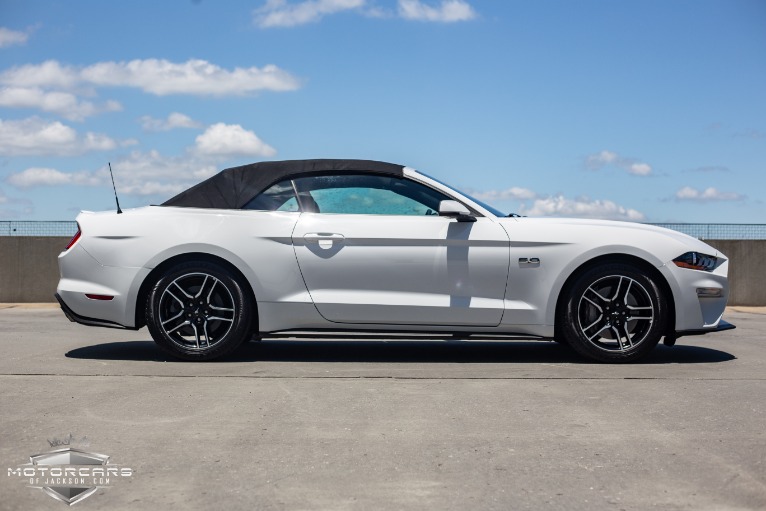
left=162, top=159, right=405, bottom=209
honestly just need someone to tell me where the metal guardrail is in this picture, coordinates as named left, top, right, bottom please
left=1, top=220, right=766, bottom=239
left=0, top=221, right=78, bottom=237
left=647, top=223, right=766, bottom=240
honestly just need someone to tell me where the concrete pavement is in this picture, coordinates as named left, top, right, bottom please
left=0, top=307, right=764, bottom=510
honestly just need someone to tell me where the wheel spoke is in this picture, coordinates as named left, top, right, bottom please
left=621, top=324, right=634, bottom=349
left=166, top=320, right=189, bottom=334
left=620, top=279, right=636, bottom=307
left=582, top=294, right=603, bottom=312
left=207, top=316, right=234, bottom=323
left=585, top=324, right=610, bottom=341
left=584, top=285, right=610, bottom=305
left=206, top=278, right=219, bottom=303
left=608, top=276, right=623, bottom=302
left=194, top=275, right=211, bottom=300
left=203, top=322, right=212, bottom=347
left=627, top=307, right=654, bottom=323
left=161, top=310, right=184, bottom=327
left=610, top=326, right=624, bottom=350
left=582, top=315, right=604, bottom=334
left=191, top=323, right=201, bottom=349
left=172, top=281, right=193, bottom=299
left=166, top=289, right=184, bottom=307
left=614, top=277, right=635, bottom=306
left=610, top=326, right=633, bottom=351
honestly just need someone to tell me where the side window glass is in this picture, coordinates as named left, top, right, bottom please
left=243, top=180, right=299, bottom=211
left=292, top=174, right=450, bottom=215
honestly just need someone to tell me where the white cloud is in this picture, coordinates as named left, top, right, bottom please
left=0, top=186, right=15, bottom=204
left=586, top=149, right=653, bottom=176
left=685, top=165, right=730, bottom=173
left=0, top=117, right=77, bottom=156
left=252, top=0, right=476, bottom=26
left=398, top=0, right=476, bottom=22
left=0, top=87, right=121, bottom=121
left=586, top=150, right=618, bottom=166
left=82, top=132, right=118, bottom=151
left=674, top=186, right=745, bottom=202
left=194, top=123, right=276, bottom=157
left=0, top=117, right=119, bottom=156
left=520, top=195, right=645, bottom=221
left=254, top=0, right=366, bottom=27
left=5, top=120, right=277, bottom=195
left=5, top=151, right=219, bottom=196
left=0, top=186, right=33, bottom=217
left=0, top=27, right=29, bottom=48
left=472, top=187, right=537, bottom=201
left=103, top=150, right=220, bottom=195
left=7, top=167, right=101, bottom=188
left=628, top=162, right=651, bottom=176
left=0, top=60, right=79, bottom=89
left=81, top=59, right=300, bottom=96
left=0, top=58, right=300, bottom=96
left=471, top=183, right=643, bottom=221
left=734, top=129, right=765, bottom=140
left=140, top=112, right=203, bottom=131
left=120, top=138, right=139, bottom=147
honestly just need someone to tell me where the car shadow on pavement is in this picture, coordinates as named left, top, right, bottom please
left=66, top=339, right=736, bottom=364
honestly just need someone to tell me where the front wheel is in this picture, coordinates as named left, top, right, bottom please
left=558, top=262, right=669, bottom=363
left=146, top=261, right=253, bottom=361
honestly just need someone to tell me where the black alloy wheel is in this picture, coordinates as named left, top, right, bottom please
left=146, top=261, right=253, bottom=361
left=559, top=262, right=669, bottom=363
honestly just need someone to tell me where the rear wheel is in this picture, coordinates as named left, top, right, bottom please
left=146, top=261, right=253, bottom=361
left=559, top=262, right=668, bottom=363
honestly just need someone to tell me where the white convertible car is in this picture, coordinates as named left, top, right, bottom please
left=56, top=159, right=734, bottom=362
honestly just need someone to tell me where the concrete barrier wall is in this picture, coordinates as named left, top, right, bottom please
left=0, top=237, right=763, bottom=305
left=705, top=240, right=765, bottom=307
left=0, top=237, right=70, bottom=303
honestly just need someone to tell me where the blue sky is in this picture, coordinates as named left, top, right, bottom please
left=0, top=0, right=764, bottom=222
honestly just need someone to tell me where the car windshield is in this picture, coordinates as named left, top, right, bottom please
left=418, top=171, right=509, bottom=218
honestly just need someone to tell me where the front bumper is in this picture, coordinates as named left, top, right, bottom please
left=674, top=319, right=736, bottom=339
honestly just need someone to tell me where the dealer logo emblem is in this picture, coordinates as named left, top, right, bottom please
left=8, top=445, right=133, bottom=506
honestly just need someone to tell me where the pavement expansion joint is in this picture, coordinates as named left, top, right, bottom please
left=1, top=373, right=764, bottom=381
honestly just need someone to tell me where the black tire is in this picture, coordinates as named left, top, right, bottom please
left=558, top=262, right=669, bottom=363
left=146, top=261, right=254, bottom=361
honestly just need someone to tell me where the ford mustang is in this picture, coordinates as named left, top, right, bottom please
left=55, top=159, right=734, bottom=362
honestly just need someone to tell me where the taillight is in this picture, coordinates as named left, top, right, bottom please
left=65, top=226, right=81, bottom=250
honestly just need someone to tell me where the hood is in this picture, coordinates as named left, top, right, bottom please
left=497, top=216, right=721, bottom=260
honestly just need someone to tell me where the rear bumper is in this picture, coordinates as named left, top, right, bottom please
left=55, top=293, right=137, bottom=330
left=57, top=244, right=148, bottom=328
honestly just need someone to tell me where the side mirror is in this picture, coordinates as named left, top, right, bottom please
left=438, top=200, right=476, bottom=222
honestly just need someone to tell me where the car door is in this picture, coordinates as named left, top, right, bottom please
left=288, top=173, right=511, bottom=327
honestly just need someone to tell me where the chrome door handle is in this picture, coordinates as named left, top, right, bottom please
left=303, top=233, right=345, bottom=242
left=303, top=233, right=345, bottom=249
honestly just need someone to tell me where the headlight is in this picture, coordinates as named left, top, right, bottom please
left=673, top=252, right=718, bottom=272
